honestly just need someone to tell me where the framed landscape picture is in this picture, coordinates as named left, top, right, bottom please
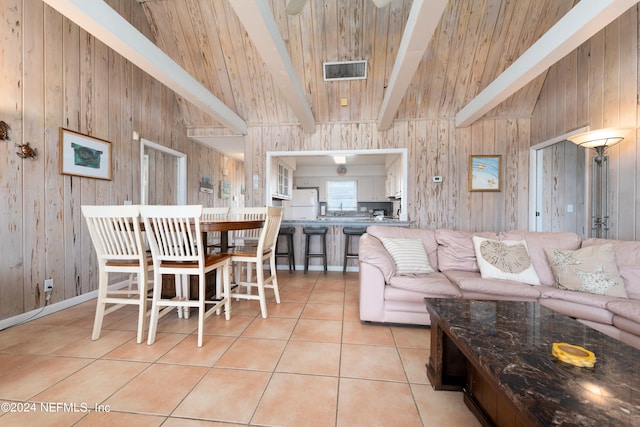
left=59, top=128, right=112, bottom=180
left=469, top=155, right=501, bottom=192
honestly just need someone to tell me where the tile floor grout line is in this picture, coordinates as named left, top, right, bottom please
left=0, top=271, right=479, bottom=426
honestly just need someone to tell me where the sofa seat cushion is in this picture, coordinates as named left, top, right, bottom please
left=388, top=273, right=462, bottom=298
left=539, top=299, right=614, bottom=325
left=612, top=315, right=640, bottom=337
left=441, top=270, right=542, bottom=299
left=581, top=238, right=640, bottom=300
left=500, top=231, right=581, bottom=286
left=539, top=287, right=618, bottom=309
left=607, top=299, right=640, bottom=323
left=435, top=229, right=498, bottom=272
left=384, top=285, right=460, bottom=304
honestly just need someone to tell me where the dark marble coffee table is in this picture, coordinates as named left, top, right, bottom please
left=424, top=298, right=640, bottom=427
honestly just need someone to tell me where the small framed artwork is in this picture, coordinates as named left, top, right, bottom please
left=469, top=155, right=501, bottom=192
left=59, top=128, right=112, bottom=180
left=220, top=181, right=230, bottom=199
left=200, top=177, right=213, bottom=194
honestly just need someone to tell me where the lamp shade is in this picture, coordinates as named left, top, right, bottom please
left=567, top=128, right=632, bottom=149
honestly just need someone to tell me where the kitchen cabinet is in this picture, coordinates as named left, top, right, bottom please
left=358, top=176, right=386, bottom=201
left=385, top=164, right=397, bottom=198
left=271, top=159, right=293, bottom=200
left=385, top=158, right=402, bottom=199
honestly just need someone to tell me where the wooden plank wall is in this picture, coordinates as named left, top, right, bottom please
left=245, top=119, right=531, bottom=233
left=531, top=6, right=639, bottom=240
left=0, top=0, right=242, bottom=320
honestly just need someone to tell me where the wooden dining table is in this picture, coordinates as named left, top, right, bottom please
left=200, top=219, right=264, bottom=252
left=139, top=218, right=265, bottom=252
left=143, top=218, right=264, bottom=301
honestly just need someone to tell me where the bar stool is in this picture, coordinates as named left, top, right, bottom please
left=303, top=226, right=328, bottom=273
left=343, top=227, right=367, bottom=273
left=276, top=226, right=296, bottom=271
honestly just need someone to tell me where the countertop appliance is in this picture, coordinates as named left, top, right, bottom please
left=283, top=189, right=319, bottom=220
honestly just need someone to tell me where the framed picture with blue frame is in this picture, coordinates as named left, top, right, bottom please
left=59, top=127, right=112, bottom=180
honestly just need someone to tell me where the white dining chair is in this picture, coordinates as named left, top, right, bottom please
left=82, top=204, right=152, bottom=344
left=224, top=206, right=282, bottom=318
left=140, top=205, right=232, bottom=347
left=202, top=206, right=230, bottom=252
left=228, top=206, right=268, bottom=247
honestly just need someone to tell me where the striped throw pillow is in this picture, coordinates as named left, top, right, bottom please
left=380, top=237, right=434, bottom=275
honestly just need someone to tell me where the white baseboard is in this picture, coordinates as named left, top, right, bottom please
left=0, top=281, right=128, bottom=331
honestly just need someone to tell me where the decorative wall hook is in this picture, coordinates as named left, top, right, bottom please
left=16, top=143, right=38, bottom=159
left=0, top=121, right=10, bottom=140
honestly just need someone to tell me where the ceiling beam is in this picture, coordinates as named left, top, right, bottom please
left=377, top=0, right=448, bottom=131
left=42, top=0, right=248, bottom=135
left=230, top=0, right=316, bottom=133
left=455, top=0, right=640, bottom=128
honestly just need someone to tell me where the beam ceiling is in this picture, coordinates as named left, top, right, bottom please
left=456, top=0, right=640, bottom=127
left=377, top=0, right=448, bottom=130
left=229, top=0, right=316, bottom=133
left=43, top=0, right=248, bottom=135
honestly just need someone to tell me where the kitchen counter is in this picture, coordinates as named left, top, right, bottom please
left=282, top=218, right=411, bottom=227
left=278, top=218, right=410, bottom=272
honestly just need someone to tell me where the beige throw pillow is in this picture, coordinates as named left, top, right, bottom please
left=544, top=244, right=627, bottom=298
left=380, top=237, right=434, bottom=275
left=472, top=237, right=541, bottom=285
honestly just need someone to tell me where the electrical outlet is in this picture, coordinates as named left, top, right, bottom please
left=44, top=279, right=54, bottom=293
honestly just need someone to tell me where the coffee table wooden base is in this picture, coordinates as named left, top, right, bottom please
left=427, top=318, right=530, bottom=427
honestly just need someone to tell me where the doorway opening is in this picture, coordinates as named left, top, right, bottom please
left=140, top=138, right=187, bottom=205
left=529, top=127, right=588, bottom=237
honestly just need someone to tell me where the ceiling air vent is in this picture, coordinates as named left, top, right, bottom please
left=323, top=60, right=367, bottom=81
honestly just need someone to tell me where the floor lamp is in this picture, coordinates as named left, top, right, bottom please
left=567, top=128, right=632, bottom=238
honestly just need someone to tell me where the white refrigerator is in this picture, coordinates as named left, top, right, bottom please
left=283, top=189, right=319, bottom=220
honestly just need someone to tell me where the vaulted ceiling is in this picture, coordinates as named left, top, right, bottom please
left=135, top=0, right=576, bottom=131
left=45, top=0, right=638, bottom=154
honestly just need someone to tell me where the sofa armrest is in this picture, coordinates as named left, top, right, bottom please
left=358, top=233, right=396, bottom=282
left=358, top=259, right=387, bottom=322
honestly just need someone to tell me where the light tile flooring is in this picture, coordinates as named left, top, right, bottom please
left=0, top=271, right=481, bottom=427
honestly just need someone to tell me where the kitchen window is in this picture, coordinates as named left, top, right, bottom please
left=327, top=180, right=357, bottom=212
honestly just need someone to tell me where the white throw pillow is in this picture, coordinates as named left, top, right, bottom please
left=380, top=237, right=434, bottom=275
left=472, top=237, right=541, bottom=285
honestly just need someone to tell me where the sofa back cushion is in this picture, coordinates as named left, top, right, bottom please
left=581, top=238, right=640, bottom=300
left=358, top=233, right=396, bottom=282
left=435, top=229, right=498, bottom=272
left=500, top=231, right=581, bottom=286
left=366, top=226, right=439, bottom=270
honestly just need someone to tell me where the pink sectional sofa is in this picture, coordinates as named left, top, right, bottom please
left=359, top=225, right=640, bottom=350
